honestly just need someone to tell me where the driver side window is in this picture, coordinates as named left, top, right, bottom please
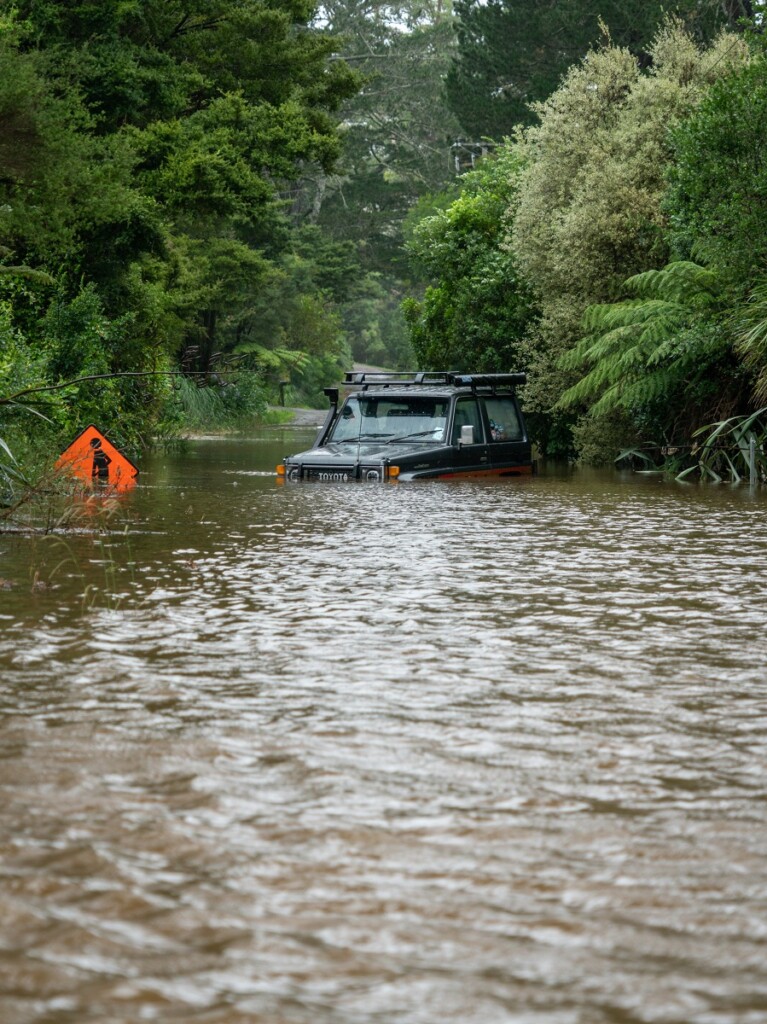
left=451, top=398, right=484, bottom=444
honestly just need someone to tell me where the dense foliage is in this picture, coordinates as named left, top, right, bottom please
left=511, top=24, right=750, bottom=455
left=0, top=0, right=359, bottom=463
left=311, top=1, right=462, bottom=368
left=554, top=35, right=767, bottom=460
left=5, top=0, right=767, bottom=485
left=403, top=148, right=535, bottom=374
left=406, top=13, right=767, bottom=466
left=446, top=0, right=751, bottom=138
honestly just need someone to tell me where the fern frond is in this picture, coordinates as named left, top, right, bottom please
left=626, top=261, right=720, bottom=303
left=620, top=369, right=677, bottom=409
left=590, top=380, right=626, bottom=416
left=559, top=258, right=728, bottom=420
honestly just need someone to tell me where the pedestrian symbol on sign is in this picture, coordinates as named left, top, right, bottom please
left=89, top=437, right=112, bottom=480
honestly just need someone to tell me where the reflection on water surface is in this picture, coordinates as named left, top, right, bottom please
left=1, top=430, right=767, bottom=1023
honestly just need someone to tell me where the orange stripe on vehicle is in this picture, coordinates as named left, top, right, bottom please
left=435, top=465, right=533, bottom=479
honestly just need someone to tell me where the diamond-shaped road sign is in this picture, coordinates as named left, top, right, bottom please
left=55, top=425, right=139, bottom=491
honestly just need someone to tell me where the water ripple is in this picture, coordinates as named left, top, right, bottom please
left=1, top=443, right=767, bottom=1022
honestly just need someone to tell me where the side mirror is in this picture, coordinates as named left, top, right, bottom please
left=458, top=424, right=474, bottom=447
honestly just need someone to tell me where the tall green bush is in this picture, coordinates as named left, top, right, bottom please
left=509, top=21, right=749, bottom=454
left=403, top=149, right=536, bottom=374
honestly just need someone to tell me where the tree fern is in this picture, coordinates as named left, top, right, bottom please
left=557, top=260, right=726, bottom=419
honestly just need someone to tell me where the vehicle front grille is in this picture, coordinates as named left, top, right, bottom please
left=303, top=465, right=356, bottom=482
left=287, top=463, right=389, bottom=482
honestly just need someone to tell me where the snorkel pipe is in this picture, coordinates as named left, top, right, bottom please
left=315, top=387, right=339, bottom=447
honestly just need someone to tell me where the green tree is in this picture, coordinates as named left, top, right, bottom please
left=665, top=51, right=767, bottom=407
left=447, top=0, right=755, bottom=139
left=315, top=3, right=460, bottom=267
left=1, top=2, right=361, bottom=440
left=300, top=2, right=459, bottom=367
left=403, top=148, right=535, bottom=373
left=509, top=22, right=749, bottom=454
left=667, top=56, right=767, bottom=288
left=0, top=34, right=169, bottom=443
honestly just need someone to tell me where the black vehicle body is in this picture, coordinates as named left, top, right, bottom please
left=278, top=371, right=534, bottom=482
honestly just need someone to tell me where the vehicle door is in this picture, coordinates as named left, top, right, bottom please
left=483, top=394, right=530, bottom=473
left=449, top=397, right=490, bottom=474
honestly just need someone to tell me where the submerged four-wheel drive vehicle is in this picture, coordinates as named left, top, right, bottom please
left=277, top=371, right=534, bottom=482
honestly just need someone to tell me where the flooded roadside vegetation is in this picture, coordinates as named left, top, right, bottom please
left=1, top=432, right=766, bottom=1023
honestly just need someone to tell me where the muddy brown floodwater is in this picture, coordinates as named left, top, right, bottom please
left=1, top=428, right=767, bottom=1024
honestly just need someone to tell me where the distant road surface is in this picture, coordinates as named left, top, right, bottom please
left=278, top=363, right=392, bottom=425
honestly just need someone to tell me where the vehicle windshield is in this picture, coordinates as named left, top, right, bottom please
left=329, top=395, right=449, bottom=443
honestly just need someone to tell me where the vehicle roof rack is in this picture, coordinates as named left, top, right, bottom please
left=343, top=371, right=527, bottom=390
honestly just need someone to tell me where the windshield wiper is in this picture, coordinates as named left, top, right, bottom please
left=333, top=432, right=394, bottom=442
left=386, top=430, right=443, bottom=443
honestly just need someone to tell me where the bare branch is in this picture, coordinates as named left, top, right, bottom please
left=0, top=370, right=218, bottom=408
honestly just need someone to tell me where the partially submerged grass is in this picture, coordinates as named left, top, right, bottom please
left=615, top=409, right=767, bottom=484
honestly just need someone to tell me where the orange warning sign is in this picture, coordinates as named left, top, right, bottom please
left=55, top=425, right=139, bottom=492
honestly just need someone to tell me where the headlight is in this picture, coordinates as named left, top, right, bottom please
left=365, top=469, right=380, bottom=482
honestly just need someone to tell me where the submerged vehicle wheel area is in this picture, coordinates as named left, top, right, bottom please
left=276, top=371, right=535, bottom=482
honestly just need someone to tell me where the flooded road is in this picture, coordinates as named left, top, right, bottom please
left=1, top=429, right=767, bottom=1024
